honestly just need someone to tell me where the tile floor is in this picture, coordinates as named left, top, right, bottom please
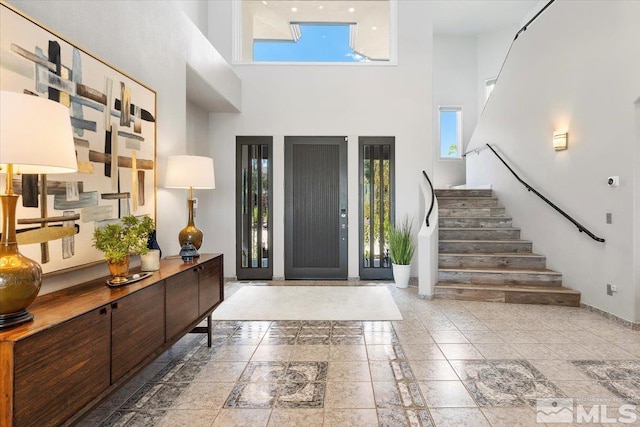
left=80, top=282, right=640, bottom=426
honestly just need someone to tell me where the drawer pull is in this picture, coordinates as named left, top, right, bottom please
left=111, top=302, right=118, bottom=309
left=99, top=307, right=107, bottom=315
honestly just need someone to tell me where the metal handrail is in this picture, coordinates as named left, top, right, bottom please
left=484, top=144, right=605, bottom=243
left=422, top=170, right=435, bottom=227
left=514, top=0, right=556, bottom=41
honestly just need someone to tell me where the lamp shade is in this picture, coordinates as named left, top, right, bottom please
left=165, top=155, right=215, bottom=189
left=0, top=91, right=77, bottom=174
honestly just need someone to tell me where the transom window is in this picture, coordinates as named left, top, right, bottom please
left=236, top=0, right=394, bottom=64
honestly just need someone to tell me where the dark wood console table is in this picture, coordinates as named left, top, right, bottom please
left=0, top=253, right=224, bottom=427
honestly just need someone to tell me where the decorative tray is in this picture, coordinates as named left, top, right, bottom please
left=106, top=272, right=153, bottom=287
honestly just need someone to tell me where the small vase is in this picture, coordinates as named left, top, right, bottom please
left=141, top=249, right=160, bottom=272
left=108, top=255, right=130, bottom=283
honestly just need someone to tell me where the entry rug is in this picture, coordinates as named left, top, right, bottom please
left=211, top=285, right=403, bottom=321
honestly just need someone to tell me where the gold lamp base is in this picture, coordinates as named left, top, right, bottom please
left=0, top=194, right=42, bottom=329
left=178, top=198, right=202, bottom=257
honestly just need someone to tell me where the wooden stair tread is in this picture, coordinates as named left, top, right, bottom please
left=435, top=283, right=580, bottom=294
left=440, top=239, right=531, bottom=243
left=439, top=267, right=561, bottom=275
left=439, top=216, right=511, bottom=219
left=440, top=253, right=544, bottom=257
left=439, top=227, right=520, bottom=231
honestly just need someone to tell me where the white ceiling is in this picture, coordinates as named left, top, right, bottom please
left=431, top=0, right=541, bottom=35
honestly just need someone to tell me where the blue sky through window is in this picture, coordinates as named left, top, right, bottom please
left=440, top=110, right=460, bottom=158
left=253, top=24, right=365, bottom=62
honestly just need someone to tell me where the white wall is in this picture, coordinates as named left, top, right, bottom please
left=8, top=0, right=236, bottom=292
left=467, top=0, right=640, bottom=322
left=476, top=26, right=517, bottom=115
left=432, top=35, right=477, bottom=188
left=208, top=1, right=433, bottom=279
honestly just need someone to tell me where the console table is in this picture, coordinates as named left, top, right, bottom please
left=0, top=253, right=223, bottom=427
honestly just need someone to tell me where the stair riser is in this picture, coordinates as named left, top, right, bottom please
left=439, top=218, right=513, bottom=228
left=434, top=288, right=580, bottom=307
left=438, top=198, right=500, bottom=208
left=439, top=255, right=547, bottom=270
left=439, top=208, right=506, bottom=217
left=439, top=229, right=521, bottom=240
left=440, top=241, right=532, bottom=254
left=435, top=189, right=493, bottom=198
left=439, top=271, right=562, bottom=286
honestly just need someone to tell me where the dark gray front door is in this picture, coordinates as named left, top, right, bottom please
left=285, top=136, right=348, bottom=279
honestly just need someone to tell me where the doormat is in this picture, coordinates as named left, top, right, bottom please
left=211, top=285, right=403, bottom=321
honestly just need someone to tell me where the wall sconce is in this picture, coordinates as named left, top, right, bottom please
left=165, top=155, right=215, bottom=258
left=553, top=131, right=568, bottom=151
left=0, top=91, right=77, bottom=328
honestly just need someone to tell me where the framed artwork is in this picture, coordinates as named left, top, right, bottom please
left=0, top=2, right=157, bottom=274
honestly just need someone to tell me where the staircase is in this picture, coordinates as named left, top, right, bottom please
left=434, top=188, right=580, bottom=307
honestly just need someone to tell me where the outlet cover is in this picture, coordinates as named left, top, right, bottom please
left=606, top=213, right=612, bottom=224
left=607, top=284, right=613, bottom=296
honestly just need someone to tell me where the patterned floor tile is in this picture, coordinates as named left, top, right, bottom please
left=573, top=360, right=640, bottom=403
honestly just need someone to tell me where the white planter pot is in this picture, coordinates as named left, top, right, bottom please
left=392, top=263, right=411, bottom=288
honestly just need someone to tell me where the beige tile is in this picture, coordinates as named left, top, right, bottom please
left=553, top=380, right=619, bottom=400
left=368, top=360, right=396, bottom=382
left=402, top=343, right=446, bottom=360
left=549, top=343, right=597, bottom=360
left=394, top=330, right=435, bottom=344
left=430, top=407, right=490, bottom=427
left=528, top=359, right=591, bottom=381
left=328, top=361, right=371, bottom=382
left=480, top=407, right=539, bottom=427
left=157, top=409, right=218, bottom=427
left=195, top=362, right=247, bottom=382
left=212, top=345, right=257, bottom=361
left=496, top=331, right=540, bottom=344
left=438, top=344, right=484, bottom=360
left=251, top=345, right=294, bottom=361
left=366, top=345, right=403, bottom=361
left=324, top=382, right=375, bottom=408
left=329, top=345, right=368, bottom=361
left=212, top=408, right=270, bottom=427
left=474, top=343, right=521, bottom=359
left=290, top=345, right=329, bottom=361
left=418, top=380, right=476, bottom=408
left=585, top=342, right=635, bottom=360
left=429, top=330, right=470, bottom=344
left=267, top=409, right=324, bottom=427
left=510, top=343, right=559, bottom=360
left=409, top=360, right=459, bottom=381
left=460, top=330, right=505, bottom=343
left=323, top=409, right=378, bottom=426
left=171, top=382, right=235, bottom=410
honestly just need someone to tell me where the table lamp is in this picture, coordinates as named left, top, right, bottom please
left=165, top=155, right=215, bottom=257
left=0, top=91, right=77, bottom=328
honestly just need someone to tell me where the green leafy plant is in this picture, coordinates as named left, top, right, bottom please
left=389, top=216, right=415, bottom=265
left=92, top=215, right=155, bottom=263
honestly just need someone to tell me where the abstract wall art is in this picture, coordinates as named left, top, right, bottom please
left=0, top=3, right=157, bottom=274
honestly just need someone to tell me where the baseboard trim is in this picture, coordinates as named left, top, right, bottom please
left=580, top=302, right=639, bottom=330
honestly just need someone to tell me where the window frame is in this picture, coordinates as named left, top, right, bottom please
left=438, top=106, right=463, bottom=160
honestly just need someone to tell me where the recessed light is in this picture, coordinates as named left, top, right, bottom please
left=372, top=26, right=377, bottom=31
left=262, top=0, right=267, bottom=4
left=349, top=7, right=355, bottom=12
left=291, top=7, right=297, bottom=12
left=318, top=5, right=324, bottom=10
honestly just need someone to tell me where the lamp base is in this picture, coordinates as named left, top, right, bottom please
left=0, top=309, right=33, bottom=329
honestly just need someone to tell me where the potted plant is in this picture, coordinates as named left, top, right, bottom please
left=389, top=216, right=415, bottom=288
left=92, top=215, right=155, bottom=283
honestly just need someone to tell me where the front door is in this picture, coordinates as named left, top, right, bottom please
left=284, top=136, right=348, bottom=279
